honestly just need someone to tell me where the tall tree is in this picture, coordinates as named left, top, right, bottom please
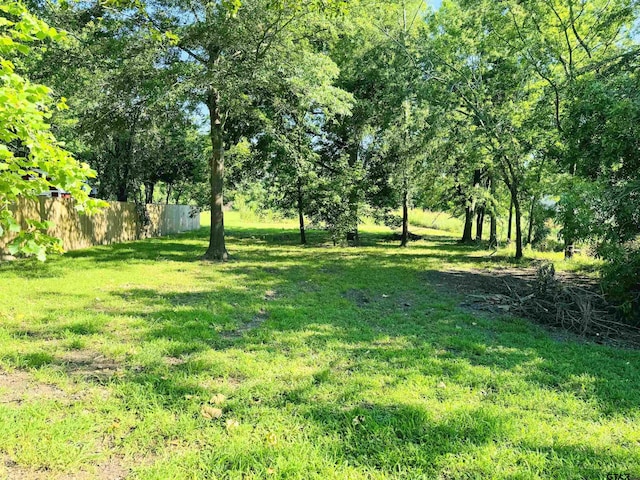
left=250, top=48, right=352, bottom=244
left=30, top=0, right=201, bottom=205
left=422, top=0, right=550, bottom=258
left=496, top=0, right=637, bottom=257
left=144, top=0, right=349, bottom=260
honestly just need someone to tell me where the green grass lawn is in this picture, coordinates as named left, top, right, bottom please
left=0, top=212, right=638, bottom=479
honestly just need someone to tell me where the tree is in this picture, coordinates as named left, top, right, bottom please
left=30, top=1, right=202, bottom=205
left=330, top=0, right=432, bottom=247
left=255, top=46, right=352, bottom=244
left=422, top=0, right=551, bottom=258
left=366, top=99, right=435, bottom=246
left=496, top=0, right=637, bottom=257
left=144, top=0, right=349, bottom=260
left=562, top=59, right=640, bottom=317
left=0, top=1, right=99, bottom=260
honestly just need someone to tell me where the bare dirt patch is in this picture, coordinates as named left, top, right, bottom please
left=343, top=289, right=414, bottom=311
left=424, top=264, right=603, bottom=308
left=0, top=370, right=66, bottom=405
left=1, top=454, right=129, bottom=479
left=58, top=351, right=123, bottom=381
left=163, top=356, right=187, bottom=367
left=343, top=289, right=371, bottom=307
left=263, top=290, right=278, bottom=301
left=424, top=265, right=598, bottom=297
left=222, top=309, right=270, bottom=339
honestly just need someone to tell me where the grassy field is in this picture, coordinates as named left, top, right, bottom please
left=0, top=212, right=638, bottom=479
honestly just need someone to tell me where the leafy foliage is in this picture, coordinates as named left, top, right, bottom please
left=0, top=1, right=100, bottom=259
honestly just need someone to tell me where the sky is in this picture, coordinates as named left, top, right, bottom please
left=428, top=0, right=442, bottom=9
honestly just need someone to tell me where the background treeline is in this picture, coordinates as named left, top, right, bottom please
left=6, top=0, right=640, bottom=318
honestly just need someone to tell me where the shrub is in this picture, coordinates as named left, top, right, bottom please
left=599, top=244, right=640, bottom=324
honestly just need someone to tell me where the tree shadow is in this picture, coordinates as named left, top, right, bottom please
left=300, top=401, right=510, bottom=474
left=43, top=249, right=636, bottom=419
left=65, top=237, right=206, bottom=263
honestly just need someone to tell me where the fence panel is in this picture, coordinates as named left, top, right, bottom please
left=1, top=198, right=200, bottom=254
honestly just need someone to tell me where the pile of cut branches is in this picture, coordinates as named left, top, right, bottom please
left=467, top=263, right=640, bottom=346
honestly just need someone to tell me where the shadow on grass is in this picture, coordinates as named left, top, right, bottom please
left=30, top=249, right=634, bottom=418
left=303, top=402, right=510, bottom=472
left=65, top=237, right=206, bottom=263
left=3, top=222, right=640, bottom=477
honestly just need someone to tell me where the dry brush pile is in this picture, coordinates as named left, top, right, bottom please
left=466, top=263, right=640, bottom=347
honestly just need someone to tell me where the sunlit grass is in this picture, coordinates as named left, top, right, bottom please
left=0, top=216, right=636, bottom=479
left=408, top=208, right=465, bottom=233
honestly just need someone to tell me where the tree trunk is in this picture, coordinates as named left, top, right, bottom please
left=474, top=169, right=486, bottom=241
left=400, top=182, right=409, bottom=247
left=346, top=144, right=359, bottom=245
left=346, top=206, right=359, bottom=244
left=297, top=177, right=306, bottom=245
left=462, top=205, right=474, bottom=243
left=489, top=177, right=497, bottom=249
left=512, top=189, right=523, bottom=259
left=116, top=158, right=128, bottom=201
left=564, top=199, right=574, bottom=259
left=462, top=169, right=481, bottom=243
left=144, top=182, right=155, bottom=204
left=564, top=239, right=574, bottom=259
left=114, top=138, right=130, bottom=202
left=507, top=198, right=513, bottom=243
left=526, top=195, right=537, bottom=245
left=204, top=88, right=228, bottom=261
left=165, top=184, right=172, bottom=205
left=564, top=165, right=577, bottom=259
left=475, top=206, right=485, bottom=242
left=116, top=186, right=128, bottom=203
left=489, top=214, right=497, bottom=248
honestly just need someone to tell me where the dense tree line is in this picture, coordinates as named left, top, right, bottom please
left=2, top=0, right=639, bottom=317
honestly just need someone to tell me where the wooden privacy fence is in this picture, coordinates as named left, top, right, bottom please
left=1, top=198, right=200, bottom=253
